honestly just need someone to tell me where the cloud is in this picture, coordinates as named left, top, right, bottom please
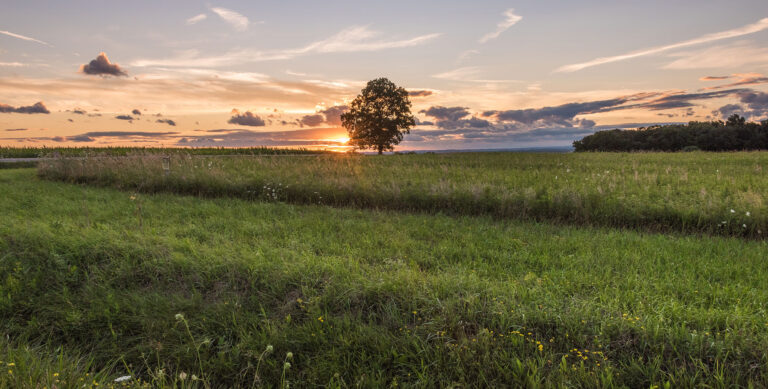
left=115, top=115, right=134, bottom=121
left=479, top=8, right=522, bottom=43
left=555, top=17, right=768, bottom=72
left=132, top=109, right=142, bottom=115
left=80, top=131, right=178, bottom=138
left=186, top=13, right=207, bottom=25
left=156, top=118, right=176, bottom=126
left=482, top=97, right=635, bottom=127
left=716, top=104, right=745, bottom=118
left=228, top=110, right=265, bottom=126
left=718, top=90, right=768, bottom=119
left=664, top=42, right=768, bottom=70
left=4, top=128, right=27, bottom=132
left=0, top=62, right=24, bottom=67
left=0, top=30, right=50, bottom=46
left=432, top=66, right=518, bottom=83
left=0, top=101, right=50, bottom=114
left=71, top=108, right=86, bottom=115
left=299, top=105, right=349, bottom=127
left=80, top=52, right=128, bottom=76
left=700, top=75, right=730, bottom=81
left=211, top=7, right=249, bottom=31
left=420, top=106, right=492, bottom=129
left=628, top=89, right=748, bottom=110
left=175, top=127, right=347, bottom=147
left=131, top=26, right=440, bottom=67
left=67, top=135, right=95, bottom=142
left=701, top=73, right=768, bottom=90
left=408, top=90, right=434, bottom=97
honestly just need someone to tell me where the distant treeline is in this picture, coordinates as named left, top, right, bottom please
left=574, top=114, right=768, bottom=152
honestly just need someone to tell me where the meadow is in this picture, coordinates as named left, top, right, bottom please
left=0, top=152, right=767, bottom=387
left=38, top=151, right=768, bottom=238
left=0, top=146, right=328, bottom=159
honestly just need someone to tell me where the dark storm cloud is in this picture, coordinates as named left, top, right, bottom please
left=156, top=119, right=176, bottom=126
left=115, top=115, right=134, bottom=121
left=299, top=105, right=349, bottom=127
left=80, top=52, right=128, bottom=76
left=408, top=90, right=433, bottom=97
left=228, top=110, right=265, bottom=126
left=0, top=101, right=50, bottom=114
left=132, top=109, right=142, bottom=116
left=71, top=108, right=86, bottom=115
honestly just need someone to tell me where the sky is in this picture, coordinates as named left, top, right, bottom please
left=2, top=0, right=768, bottom=150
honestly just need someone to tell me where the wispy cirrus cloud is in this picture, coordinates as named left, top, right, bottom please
left=432, top=66, right=518, bottom=83
left=211, top=7, right=250, bottom=31
left=0, top=30, right=50, bottom=46
left=0, top=62, right=24, bottom=67
left=479, top=9, right=522, bottom=43
left=663, top=41, right=768, bottom=70
left=186, top=13, right=207, bottom=25
left=131, top=26, right=440, bottom=68
left=556, top=17, right=768, bottom=72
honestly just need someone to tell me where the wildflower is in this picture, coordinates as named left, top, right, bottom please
left=7, top=363, right=14, bottom=367
left=114, top=376, right=131, bottom=383
left=537, top=344, right=543, bottom=351
left=53, top=373, right=59, bottom=377
left=175, top=313, right=184, bottom=321
left=284, top=362, right=291, bottom=369
left=179, top=372, right=187, bottom=381
left=286, top=352, right=293, bottom=359
left=191, top=375, right=198, bottom=380
left=730, top=209, right=735, bottom=213
left=266, top=345, right=274, bottom=353
left=743, top=224, right=747, bottom=228
left=129, top=195, right=136, bottom=201
left=746, top=211, right=751, bottom=216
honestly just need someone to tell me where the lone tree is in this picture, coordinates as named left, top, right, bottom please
left=341, top=77, right=415, bottom=154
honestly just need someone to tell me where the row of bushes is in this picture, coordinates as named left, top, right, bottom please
left=574, top=115, right=768, bottom=152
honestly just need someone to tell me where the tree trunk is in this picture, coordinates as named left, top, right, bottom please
left=378, top=145, right=383, bottom=155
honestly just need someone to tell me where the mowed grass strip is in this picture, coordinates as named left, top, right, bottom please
left=39, top=151, right=768, bottom=238
left=2, top=168, right=768, bottom=387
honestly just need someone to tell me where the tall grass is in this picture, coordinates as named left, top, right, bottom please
left=0, top=146, right=330, bottom=159
left=2, top=168, right=768, bottom=386
left=39, top=151, right=768, bottom=238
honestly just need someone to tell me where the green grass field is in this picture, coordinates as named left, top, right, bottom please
left=39, top=151, right=768, bottom=238
left=2, top=154, right=768, bottom=387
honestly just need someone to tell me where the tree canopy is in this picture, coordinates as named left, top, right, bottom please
left=341, top=78, right=415, bottom=154
left=573, top=115, right=768, bottom=152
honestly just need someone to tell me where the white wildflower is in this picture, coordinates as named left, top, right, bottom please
left=114, top=375, right=132, bottom=383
